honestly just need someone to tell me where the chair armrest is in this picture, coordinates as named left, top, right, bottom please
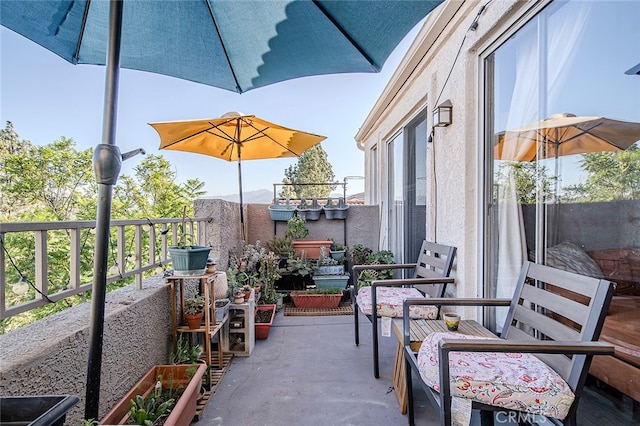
left=436, top=340, right=614, bottom=425
left=352, top=263, right=417, bottom=273
left=438, top=339, right=615, bottom=356
left=371, top=277, right=455, bottom=287
left=403, top=297, right=511, bottom=311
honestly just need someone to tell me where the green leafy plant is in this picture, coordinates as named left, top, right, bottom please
left=267, top=235, right=294, bottom=257
left=331, top=242, right=347, bottom=251
left=259, top=251, right=282, bottom=304
left=284, top=256, right=314, bottom=277
left=129, top=393, right=175, bottom=426
left=80, top=419, right=98, bottom=426
left=350, top=245, right=395, bottom=289
left=174, top=206, right=196, bottom=249
left=184, top=295, right=205, bottom=315
left=285, top=214, right=309, bottom=240
left=170, top=334, right=202, bottom=364
left=317, top=246, right=338, bottom=266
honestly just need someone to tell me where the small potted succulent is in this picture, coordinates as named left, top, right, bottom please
left=184, top=295, right=205, bottom=329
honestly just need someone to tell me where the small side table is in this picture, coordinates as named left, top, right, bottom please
left=391, top=319, right=496, bottom=414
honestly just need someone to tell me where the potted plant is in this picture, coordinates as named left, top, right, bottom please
left=170, top=334, right=202, bottom=365
left=168, top=207, right=211, bottom=276
left=296, top=197, right=322, bottom=221
left=322, top=197, right=349, bottom=220
left=268, top=235, right=294, bottom=262
left=255, top=303, right=276, bottom=340
left=314, top=246, right=344, bottom=275
left=290, top=287, right=343, bottom=309
left=286, top=214, right=331, bottom=259
left=100, top=363, right=207, bottom=426
left=258, top=251, right=282, bottom=307
left=330, top=241, right=348, bottom=262
left=268, top=198, right=295, bottom=221
left=184, top=294, right=205, bottom=329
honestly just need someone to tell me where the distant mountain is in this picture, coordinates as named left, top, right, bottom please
left=205, top=189, right=273, bottom=204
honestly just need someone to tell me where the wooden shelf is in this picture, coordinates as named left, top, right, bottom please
left=166, top=273, right=228, bottom=367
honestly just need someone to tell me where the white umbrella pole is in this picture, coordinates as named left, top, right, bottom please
left=238, top=147, right=245, bottom=241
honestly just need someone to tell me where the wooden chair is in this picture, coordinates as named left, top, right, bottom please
left=352, top=240, right=457, bottom=378
left=403, top=261, right=616, bottom=426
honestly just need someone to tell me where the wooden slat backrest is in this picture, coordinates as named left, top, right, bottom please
left=413, top=241, right=457, bottom=298
left=501, top=261, right=614, bottom=389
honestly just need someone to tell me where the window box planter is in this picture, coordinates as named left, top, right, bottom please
left=314, top=265, right=345, bottom=275
left=168, top=246, right=211, bottom=276
left=100, top=364, right=206, bottom=426
left=312, top=274, right=351, bottom=290
left=290, top=290, right=343, bottom=309
left=0, top=395, right=79, bottom=426
left=292, top=240, right=332, bottom=259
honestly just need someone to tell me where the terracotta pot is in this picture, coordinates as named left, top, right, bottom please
left=292, top=240, right=332, bottom=259
left=185, top=312, right=203, bottom=329
left=100, top=364, right=206, bottom=426
left=255, top=304, right=276, bottom=340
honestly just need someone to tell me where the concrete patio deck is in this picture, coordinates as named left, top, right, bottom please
left=200, top=310, right=635, bottom=426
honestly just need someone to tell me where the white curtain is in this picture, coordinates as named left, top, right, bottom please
left=494, top=2, right=591, bottom=329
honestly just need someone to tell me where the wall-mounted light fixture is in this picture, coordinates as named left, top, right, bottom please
left=433, top=100, right=453, bottom=127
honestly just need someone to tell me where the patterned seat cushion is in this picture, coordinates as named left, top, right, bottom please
left=417, top=332, right=575, bottom=420
left=356, top=286, right=438, bottom=318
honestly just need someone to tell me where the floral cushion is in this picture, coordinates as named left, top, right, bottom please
left=356, top=286, right=438, bottom=319
left=417, top=332, right=575, bottom=420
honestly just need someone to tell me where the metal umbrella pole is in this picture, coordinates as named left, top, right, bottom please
left=86, top=0, right=122, bottom=420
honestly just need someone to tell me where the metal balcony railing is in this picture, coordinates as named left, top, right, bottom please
left=0, top=216, right=212, bottom=320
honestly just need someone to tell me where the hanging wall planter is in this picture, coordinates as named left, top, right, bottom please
left=322, top=197, right=349, bottom=220
left=296, top=198, right=322, bottom=221
left=268, top=199, right=295, bottom=221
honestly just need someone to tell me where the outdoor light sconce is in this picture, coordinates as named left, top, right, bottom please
left=433, top=100, right=453, bottom=127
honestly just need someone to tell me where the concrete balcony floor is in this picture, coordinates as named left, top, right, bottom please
left=201, top=312, right=636, bottom=426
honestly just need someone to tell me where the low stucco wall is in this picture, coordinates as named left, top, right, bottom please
left=0, top=275, right=172, bottom=423
left=0, top=201, right=380, bottom=424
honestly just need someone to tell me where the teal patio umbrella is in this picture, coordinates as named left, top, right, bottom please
left=1, top=0, right=444, bottom=418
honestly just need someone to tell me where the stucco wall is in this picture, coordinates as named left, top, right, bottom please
left=199, top=199, right=382, bottom=269
left=0, top=275, right=172, bottom=424
left=354, top=0, right=529, bottom=315
left=0, top=200, right=380, bottom=424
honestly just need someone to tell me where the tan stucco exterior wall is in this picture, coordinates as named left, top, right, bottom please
left=355, top=0, right=539, bottom=318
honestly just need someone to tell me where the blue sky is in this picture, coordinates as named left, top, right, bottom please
left=1, top=24, right=418, bottom=197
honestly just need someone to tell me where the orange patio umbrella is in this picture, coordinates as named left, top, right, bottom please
left=495, top=113, right=640, bottom=161
left=149, top=111, right=326, bottom=238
